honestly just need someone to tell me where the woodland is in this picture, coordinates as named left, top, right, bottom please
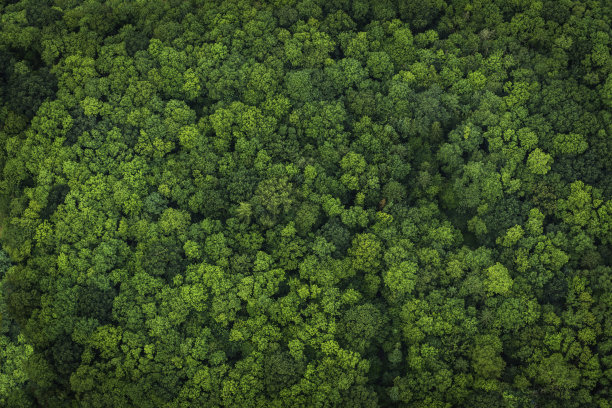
left=0, top=0, right=611, bottom=407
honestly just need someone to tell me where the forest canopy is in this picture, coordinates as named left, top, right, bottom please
left=0, top=0, right=611, bottom=407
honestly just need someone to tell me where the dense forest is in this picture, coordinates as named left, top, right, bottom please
left=0, top=0, right=611, bottom=406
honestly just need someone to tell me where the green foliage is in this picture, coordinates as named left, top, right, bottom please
left=485, top=263, right=513, bottom=295
left=1, top=0, right=611, bottom=406
left=527, top=148, right=553, bottom=175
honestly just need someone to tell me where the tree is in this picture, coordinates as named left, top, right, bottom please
left=527, top=148, right=553, bottom=175
left=1, top=0, right=611, bottom=406
left=485, top=263, right=513, bottom=296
